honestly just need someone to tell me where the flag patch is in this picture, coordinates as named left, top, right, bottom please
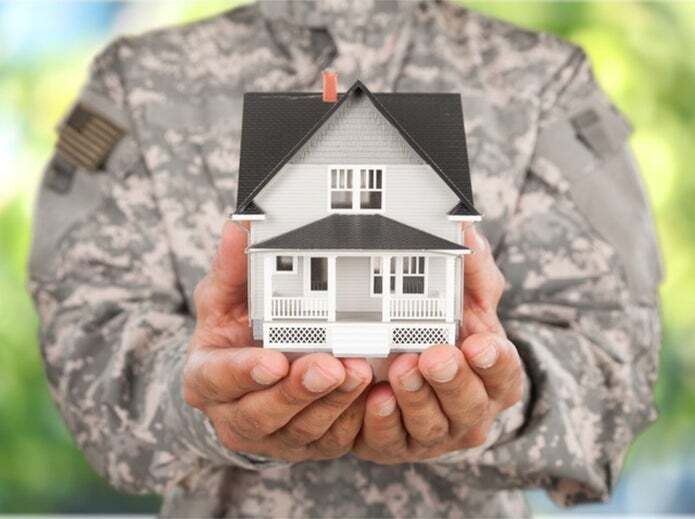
left=56, top=103, right=124, bottom=171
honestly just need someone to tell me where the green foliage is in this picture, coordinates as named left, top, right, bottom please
left=1, top=0, right=693, bottom=513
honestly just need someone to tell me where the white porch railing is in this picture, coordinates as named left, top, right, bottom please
left=271, top=297, right=329, bottom=319
left=389, top=297, right=445, bottom=320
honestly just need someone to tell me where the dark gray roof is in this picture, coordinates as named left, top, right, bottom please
left=249, top=214, right=467, bottom=251
left=235, top=81, right=478, bottom=217
left=236, top=201, right=264, bottom=215
left=449, top=199, right=479, bottom=216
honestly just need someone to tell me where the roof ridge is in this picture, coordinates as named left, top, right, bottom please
left=236, top=80, right=478, bottom=214
left=237, top=81, right=364, bottom=211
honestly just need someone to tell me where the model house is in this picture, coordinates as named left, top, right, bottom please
left=232, top=72, right=480, bottom=357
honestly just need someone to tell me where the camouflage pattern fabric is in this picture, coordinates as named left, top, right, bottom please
left=29, top=1, right=662, bottom=517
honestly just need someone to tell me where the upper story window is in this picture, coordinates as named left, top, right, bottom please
left=329, top=167, right=383, bottom=212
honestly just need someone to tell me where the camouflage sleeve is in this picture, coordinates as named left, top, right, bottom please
left=428, top=49, right=663, bottom=505
left=28, top=43, right=285, bottom=495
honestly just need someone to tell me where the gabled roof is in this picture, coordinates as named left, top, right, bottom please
left=449, top=199, right=479, bottom=216
left=235, top=201, right=264, bottom=215
left=235, top=81, right=478, bottom=216
left=249, top=214, right=467, bottom=252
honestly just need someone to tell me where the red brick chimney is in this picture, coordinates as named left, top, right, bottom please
left=322, top=70, right=337, bottom=103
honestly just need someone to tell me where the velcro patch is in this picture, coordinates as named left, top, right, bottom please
left=570, top=108, right=622, bottom=159
left=56, top=103, right=124, bottom=171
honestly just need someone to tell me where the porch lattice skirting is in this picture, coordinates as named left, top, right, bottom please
left=263, top=322, right=457, bottom=357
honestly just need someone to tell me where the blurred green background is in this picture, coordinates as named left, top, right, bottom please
left=1, top=0, right=694, bottom=514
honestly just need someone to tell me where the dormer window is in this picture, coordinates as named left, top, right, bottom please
left=329, top=166, right=383, bottom=212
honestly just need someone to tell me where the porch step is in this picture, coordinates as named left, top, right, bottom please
left=330, top=325, right=390, bottom=357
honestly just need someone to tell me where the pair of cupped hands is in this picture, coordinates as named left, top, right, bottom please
left=183, top=222, right=524, bottom=464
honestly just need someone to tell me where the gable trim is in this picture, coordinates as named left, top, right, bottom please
left=236, top=81, right=478, bottom=216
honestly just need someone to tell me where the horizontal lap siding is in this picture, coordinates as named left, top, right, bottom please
left=336, top=257, right=380, bottom=313
left=250, top=93, right=462, bottom=321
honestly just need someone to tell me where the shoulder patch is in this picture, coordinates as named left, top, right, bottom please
left=57, top=103, right=125, bottom=171
left=570, top=104, right=632, bottom=160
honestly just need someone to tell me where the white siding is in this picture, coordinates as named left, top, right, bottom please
left=253, top=164, right=460, bottom=243
left=428, top=257, right=446, bottom=298
left=250, top=253, right=459, bottom=321
left=335, top=257, right=380, bottom=313
left=290, top=94, right=423, bottom=165
left=271, top=256, right=304, bottom=296
left=249, top=93, right=463, bottom=321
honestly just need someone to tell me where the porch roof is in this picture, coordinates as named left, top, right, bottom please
left=249, top=214, right=467, bottom=252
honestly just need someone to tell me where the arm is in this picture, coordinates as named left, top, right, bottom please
left=352, top=49, right=662, bottom=505
left=29, top=42, right=373, bottom=494
left=436, top=50, right=662, bottom=504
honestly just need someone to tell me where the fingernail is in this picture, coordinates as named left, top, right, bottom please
left=250, top=364, right=283, bottom=385
left=427, top=356, right=459, bottom=383
left=471, top=341, right=499, bottom=369
left=376, top=396, right=397, bottom=417
left=302, top=364, right=341, bottom=393
left=400, top=368, right=424, bottom=392
left=338, top=369, right=364, bottom=392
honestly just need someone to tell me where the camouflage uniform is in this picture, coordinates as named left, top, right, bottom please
left=29, top=1, right=663, bottom=517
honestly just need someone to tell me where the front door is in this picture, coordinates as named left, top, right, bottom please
left=307, top=257, right=328, bottom=293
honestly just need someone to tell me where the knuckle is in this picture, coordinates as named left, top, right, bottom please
left=233, top=406, right=272, bottom=439
left=432, top=378, right=464, bottom=399
left=282, top=423, right=321, bottom=448
left=182, top=383, right=203, bottom=409
left=402, top=388, right=434, bottom=413
left=467, top=393, right=489, bottom=419
left=415, top=427, right=448, bottom=449
left=281, top=448, right=312, bottom=463
left=425, top=421, right=449, bottom=443
left=461, top=423, right=490, bottom=448
left=215, top=420, right=245, bottom=452
left=319, top=424, right=357, bottom=456
left=277, top=382, right=310, bottom=408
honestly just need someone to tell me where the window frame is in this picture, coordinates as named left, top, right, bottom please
left=304, top=256, right=329, bottom=295
left=370, top=256, right=428, bottom=297
left=327, top=165, right=385, bottom=214
left=401, top=256, right=427, bottom=295
left=274, top=255, right=297, bottom=274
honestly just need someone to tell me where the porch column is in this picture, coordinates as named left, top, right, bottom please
left=382, top=255, right=391, bottom=322
left=264, top=254, right=273, bottom=322
left=445, top=255, right=455, bottom=323
left=327, top=255, right=337, bottom=322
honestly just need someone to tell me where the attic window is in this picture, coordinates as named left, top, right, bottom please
left=329, top=166, right=383, bottom=212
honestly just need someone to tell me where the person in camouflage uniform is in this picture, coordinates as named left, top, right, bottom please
left=29, top=1, right=663, bottom=517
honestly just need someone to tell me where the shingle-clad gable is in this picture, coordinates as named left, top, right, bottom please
left=235, top=81, right=478, bottom=216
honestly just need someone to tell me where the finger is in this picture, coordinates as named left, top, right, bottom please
left=463, top=225, right=505, bottom=303
left=461, top=225, right=506, bottom=336
left=274, top=358, right=372, bottom=449
left=310, top=390, right=369, bottom=459
left=418, top=345, right=489, bottom=436
left=225, top=353, right=346, bottom=440
left=460, top=333, right=524, bottom=409
left=183, top=347, right=289, bottom=407
left=353, top=383, right=408, bottom=462
left=195, top=221, right=248, bottom=318
left=388, top=353, right=449, bottom=448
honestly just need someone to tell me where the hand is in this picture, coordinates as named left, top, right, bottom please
left=353, top=225, right=524, bottom=464
left=183, top=221, right=372, bottom=462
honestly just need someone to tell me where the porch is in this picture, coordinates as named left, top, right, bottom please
left=262, top=253, right=457, bottom=323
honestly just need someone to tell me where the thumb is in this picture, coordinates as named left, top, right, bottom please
left=463, top=225, right=505, bottom=308
left=461, top=225, right=506, bottom=336
left=195, top=220, right=248, bottom=316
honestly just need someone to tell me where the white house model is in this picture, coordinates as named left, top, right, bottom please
left=232, top=73, right=481, bottom=357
